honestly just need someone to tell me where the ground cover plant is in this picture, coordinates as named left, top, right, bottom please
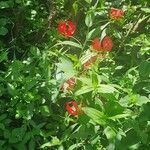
left=0, top=0, right=150, bottom=149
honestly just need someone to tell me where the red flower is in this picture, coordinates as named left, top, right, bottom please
left=83, top=60, right=91, bottom=70
left=66, top=100, right=78, bottom=116
left=61, top=77, right=76, bottom=91
left=83, top=55, right=98, bottom=70
left=109, top=8, right=124, bottom=20
left=92, top=38, right=103, bottom=51
left=58, top=20, right=76, bottom=38
left=102, top=36, right=113, bottom=51
left=92, top=36, right=113, bottom=52
left=66, top=77, right=76, bottom=90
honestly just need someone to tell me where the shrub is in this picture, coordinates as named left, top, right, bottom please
left=0, top=0, right=150, bottom=149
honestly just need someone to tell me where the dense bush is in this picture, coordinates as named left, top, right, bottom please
left=0, top=0, right=150, bottom=149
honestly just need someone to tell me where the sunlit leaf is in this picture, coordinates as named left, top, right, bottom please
left=82, top=107, right=106, bottom=125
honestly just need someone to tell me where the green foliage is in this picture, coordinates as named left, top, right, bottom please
left=0, top=0, right=150, bottom=149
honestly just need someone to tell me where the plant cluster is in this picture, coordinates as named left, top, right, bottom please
left=0, top=0, right=150, bottom=150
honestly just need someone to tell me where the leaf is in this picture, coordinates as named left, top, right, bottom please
left=0, top=51, right=8, bottom=62
left=92, top=73, right=99, bottom=87
left=98, top=84, right=117, bottom=93
left=80, top=49, right=94, bottom=64
left=40, top=137, right=61, bottom=149
left=82, top=107, right=106, bottom=125
left=77, top=77, right=92, bottom=85
left=139, top=61, right=150, bottom=78
left=68, top=143, right=83, bottom=150
left=136, top=95, right=150, bottom=106
left=9, top=126, right=26, bottom=143
left=75, top=86, right=94, bottom=96
left=105, top=100, right=125, bottom=117
left=0, top=140, right=5, bottom=147
left=85, top=12, right=94, bottom=27
left=7, top=83, right=16, bottom=96
left=0, top=27, right=8, bottom=35
left=141, top=8, right=150, bottom=13
left=4, top=130, right=10, bottom=139
left=29, top=139, right=35, bottom=150
left=73, top=2, right=78, bottom=16
left=56, top=57, right=76, bottom=79
left=139, top=103, right=150, bottom=122
left=0, top=114, right=7, bottom=121
left=100, top=28, right=107, bottom=40
left=40, top=106, right=51, bottom=116
left=55, top=41, right=82, bottom=49
left=0, top=123, right=5, bottom=130
left=104, top=126, right=116, bottom=140
left=84, top=0, right=92, bottom=4
left=109, top=113, right=131, bottom=120
left=119, top=95, right=129, bottom=107
left=0, top=1, right=9, bottom=9
left=86, top=27, right=101, bottom=40
left=0, top=18, right=8, bottom=26
left=22, top=132, right=31, bottom=144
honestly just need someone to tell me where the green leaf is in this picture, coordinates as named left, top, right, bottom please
left=40, top=137, right=61, bottom=149
left=84, top=0, right=92, bottom=4
left=75, top=86, right=94, bottom=96
left=55, top=41, right=82, bottom=49
left=139, top=61, right=150, bottom=78
left=7, top=83, right=16, bottom=96
left=82, top=107, right=106, bottom=125
left=0, top=114, right=7, bottom=121
left=105, top=100, right=125, bottom=117
left=85, top=12, right=94, bottom=27
left=73, top=2, right=78, bottom=16
left=141, top=8, right=150, bottom=13
left=80, top=49, right=94, bottom=64
left=0, top=27, right=8, bottom=35
left=77, top=77, right=92, bottom=85
left=0, top=1, right=9, bottom=9
left=0, top=18, right=8, bottom=26
left=98, top=84, right=117, bottom=93
left=9, top=126, right=26, bottom=143
left=68, top=143, right=83, bottom=150
left=100, top=28, right=107, bottom=40
left=29, top=139, right=35, bottom=150
left=0, top=140, right=5, bottom=147
left=0, top=123, right=5, bottom=130
left=109, top=113, right=131, bottom=120
left=56, top=57, right=76, bottom=79
left=86, top=27, right=101, bottom=40
left=119, top=95, right=129, bottom=107
left=0, top=51, right=8, bottom=62
left=136, top=95, right=150, bottom=106
left=4, top=130, right=10, bottom=139
left=92, top=73, right=99, bottom=88
left=40, top=106, right=51, bottom=116
left=104, top=126, right=116, bottom=140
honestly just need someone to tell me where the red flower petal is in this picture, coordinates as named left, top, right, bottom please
left=66, top=100, right=78, bottom=116
left=58, top=21, right=66, bottom=35
left=61, top=77, right=76, bottom=92
left=102, top=36, right=113, bottom=51
left=109, top=8, right=124, bottom=20
left=66, top=20, right=76, bottom=37
left=58, top=20, right=76, bottom=38
left=92, top=38, right=103, bottom=51
left=83, top=60, right=91, bottom=70
left=66, top=77, right=76, bottom=90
